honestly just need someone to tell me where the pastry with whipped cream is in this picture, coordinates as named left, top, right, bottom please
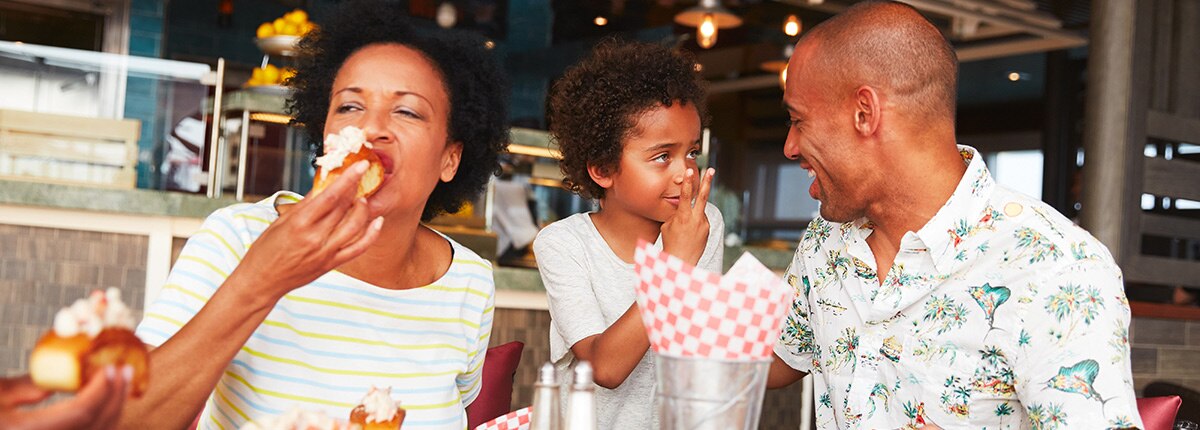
left=29, top=288, right=149, bottom=396
left=241, top=409, right=356, bottom=430
left=312, top=126, right=385, bottom=199
left=349, top=386, right=405, bottom=430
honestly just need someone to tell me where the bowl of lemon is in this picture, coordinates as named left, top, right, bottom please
left=254, top=9, right=316, bottom=57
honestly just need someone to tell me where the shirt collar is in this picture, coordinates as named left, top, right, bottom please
left=909, top=145, right=995, bottom=274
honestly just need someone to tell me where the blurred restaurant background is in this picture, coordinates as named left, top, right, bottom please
left=1, top=0, right=1198, bottom=426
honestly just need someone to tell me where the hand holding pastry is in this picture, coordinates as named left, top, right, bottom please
left=28, top=289, right=148, bottom=398
left=660, top=168, right=714, bottom=265
left=0, top=368, right=131, bottom=430
left=231, top=154, right=384, bottom=301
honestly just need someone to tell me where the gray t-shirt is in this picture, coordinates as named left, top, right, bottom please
left=533, top=204, right=724, bottom=429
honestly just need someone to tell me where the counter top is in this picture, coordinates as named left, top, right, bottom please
left=0, top=180, right=236, bottom=219
left=1, top=179, right=797, bottom=295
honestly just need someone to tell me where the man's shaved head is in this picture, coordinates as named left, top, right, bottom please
left=799, top=1, right=958, bottom=121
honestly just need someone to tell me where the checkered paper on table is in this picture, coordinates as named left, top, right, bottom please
left=633, top=240, right=794, bottom=361
left=473, top=406, right=532, bottom=430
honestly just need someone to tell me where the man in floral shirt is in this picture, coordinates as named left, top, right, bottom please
left=767, top=2, right=1143, bottom=429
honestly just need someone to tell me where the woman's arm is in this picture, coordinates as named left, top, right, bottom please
left=118, top=161, right=382, bottom=429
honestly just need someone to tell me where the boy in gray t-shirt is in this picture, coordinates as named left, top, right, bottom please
left=535, top=40, right=724, bottom=429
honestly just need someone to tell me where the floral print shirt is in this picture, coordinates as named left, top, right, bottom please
left=774, top=146, right=1143, bottom=429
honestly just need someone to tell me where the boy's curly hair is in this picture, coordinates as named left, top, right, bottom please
left=547, top=39, right=707, bottom=200
left=287, top=0, right=510, bottom=221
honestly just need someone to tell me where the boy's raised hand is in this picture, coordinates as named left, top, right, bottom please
left=660, top=167, right=714, bottom=265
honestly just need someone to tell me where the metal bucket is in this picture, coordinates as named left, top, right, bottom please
left=655, top=355, right=770, bottom=430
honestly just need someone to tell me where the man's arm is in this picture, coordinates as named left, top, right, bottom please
left=767, top=352, right=807, bottom=389
left=1011, top=259, right=1143, bottom=429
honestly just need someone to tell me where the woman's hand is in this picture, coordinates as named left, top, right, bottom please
left=660, top=168, right=714, bottom=266
left=230, top=160, right=385, bottom=300
left=0, top=367, right=130, bottom=430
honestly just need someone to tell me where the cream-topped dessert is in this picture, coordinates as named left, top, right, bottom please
left=30, top=288, right=149, bottom=396
left=314, top=126, right=374, bottom=178
left=311, top=126, right=385, bottom=198
left=52, top=288, right=136, bottom=338
left=349, top=386, right=406, bottom=430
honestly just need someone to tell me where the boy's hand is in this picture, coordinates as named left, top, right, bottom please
left=661, top=168, right=713, bottom=265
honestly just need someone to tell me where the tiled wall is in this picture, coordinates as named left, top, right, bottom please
left=127, top=0, right=167, bottom=188
left=0, top=224, right=147, bottom=376
left=1129, top=316, right=1200, bottom=395
left=488, top=308, right=806, bottom=427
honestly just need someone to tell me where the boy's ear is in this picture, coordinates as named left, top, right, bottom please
left=587, top=163, right=614, bottom=189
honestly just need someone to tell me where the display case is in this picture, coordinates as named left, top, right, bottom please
left=0, top=40, right=219, bottom=191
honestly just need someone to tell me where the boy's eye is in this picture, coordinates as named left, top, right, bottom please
left=687, top=148, right=701, bottom=159
left=652, top=153, right=669, bottom=163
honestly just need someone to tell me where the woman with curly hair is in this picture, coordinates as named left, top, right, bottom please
left=123, top=2, right=508, bottom=428
left=534, top=39, right=724, bottom=429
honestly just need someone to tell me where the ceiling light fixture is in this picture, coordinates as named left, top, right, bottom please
left=436, top=2, right=457, bottom=28
left=783, top=14, right=801, bottom=37
left=760, top=44, right=794, bottom=90
left=675, top=0, right=742, bottom=49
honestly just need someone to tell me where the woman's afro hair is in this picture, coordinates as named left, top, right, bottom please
left=287, top=0, right=510, bottom=220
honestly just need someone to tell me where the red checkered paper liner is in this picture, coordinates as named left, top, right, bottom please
left=473, top=406, right=532, bottom=430
left=633, top=240, right=794, bottom=361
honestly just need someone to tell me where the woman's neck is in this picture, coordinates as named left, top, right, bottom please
left=340, top=214, right=451, bottom=290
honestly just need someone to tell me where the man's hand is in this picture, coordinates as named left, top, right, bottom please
left=661, top=168, right=714, bottom=265
left=0, top=366, right=131, bottom=430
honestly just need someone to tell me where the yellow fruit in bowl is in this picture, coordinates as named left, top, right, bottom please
left=282, top=22, right=300, bottom=36
left=280, top=68, right=296, bottom=83
left=249, top=68, right=265, bottom=86
left=301, top=22, right=317, bottom=36
left=287, top=9, right=308, bottom=24
left=256, top=23, right=274, bottom=39
left=272, top=18, right=286, bottom=34
left=262, top=65, right=280, bottom=84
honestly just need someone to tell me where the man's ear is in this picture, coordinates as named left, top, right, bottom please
left=853, top=85, right=882, bottom=137
left=587, top=163, right=614, bottom=189
left=439, top=141, right=463, bottom=182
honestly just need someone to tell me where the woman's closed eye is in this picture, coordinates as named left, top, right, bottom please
left=335, top=103, right=363, bottom=114
left=394, top=107, right=423, bottom=120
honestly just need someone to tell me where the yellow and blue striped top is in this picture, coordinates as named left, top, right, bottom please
left=136, top=192, right=495, bottom=430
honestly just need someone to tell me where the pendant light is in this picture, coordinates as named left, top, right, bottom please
left=674, top=0, right=742, bottom=49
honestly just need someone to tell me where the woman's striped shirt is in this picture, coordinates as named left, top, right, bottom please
left=136, top=192, right=495, bottom=430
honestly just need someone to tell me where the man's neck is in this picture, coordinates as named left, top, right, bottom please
left=589, top=199, right=663, bottom=264
left=863, top=140, right=967, bottom=282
